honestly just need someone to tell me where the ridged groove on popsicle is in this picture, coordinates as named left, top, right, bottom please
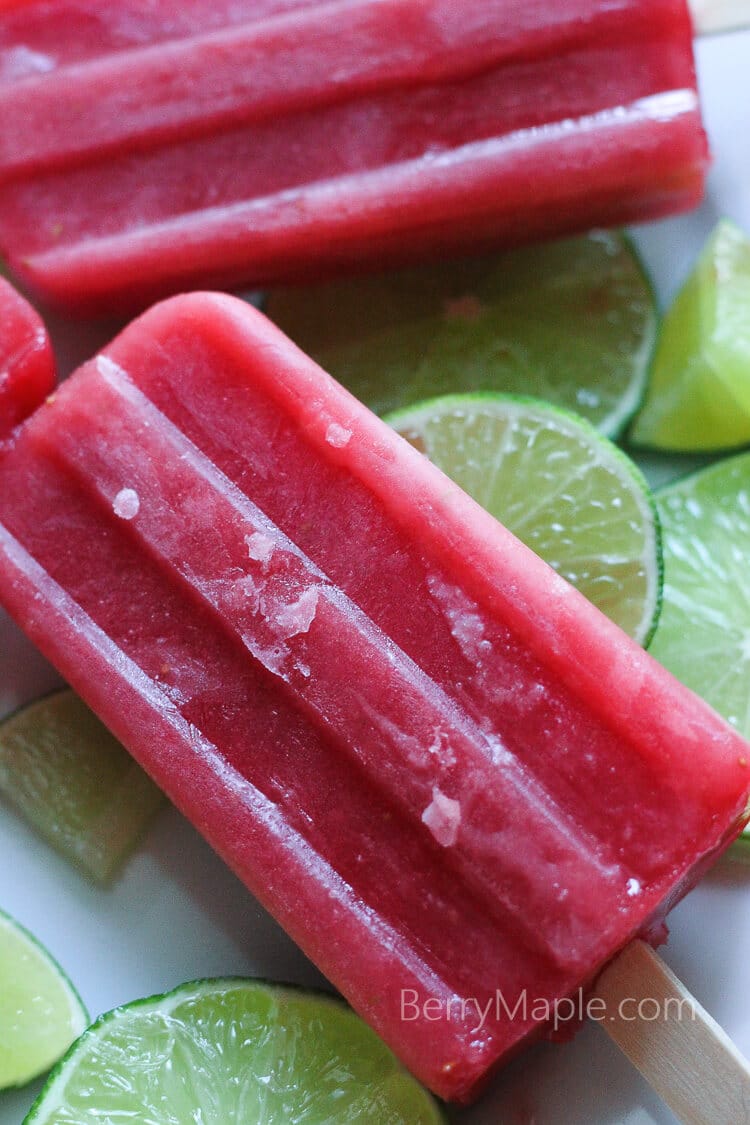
left=0, top=0, right=706, bottom=311
left=1, top=294, right=741, bottom=898
left=35, top=355, right=644, bottom=959
left=0, top=0, right=323, bottom=83
left=0, top=0, right=697, bottom=180
left=0, top=0, right=693, bottom=84
left=0, top=527, right=512, bottom=1102
left=8, top=92, right=706, bottom=313
left=106, top=296, right=745, bottom=837
left=0, top=32, right=699, bottom=252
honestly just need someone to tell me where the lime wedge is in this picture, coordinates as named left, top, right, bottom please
left=266, top=232, right=656, bottom=438
left=630, top=220, right=750, bottom=451
left=649, top=453, right=750, bottom=735
left=25, top=979, right=445, bottom=1124
left=0, top=910, right=87, bottom=1090
left=0, top=690, right=164, bottom=883
left=388, top=394, right=662, bottom=644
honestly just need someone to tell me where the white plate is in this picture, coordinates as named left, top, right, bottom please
left=2, top=29, right=750, bottom=1125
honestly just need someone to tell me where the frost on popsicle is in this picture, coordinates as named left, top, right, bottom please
left=325, top=422, right=352, bottom=448
left=112, top=487, right=140, bottom=520
left=245, top=531, right=274, bottom=564
left=422, top=787, right=462, bottom=848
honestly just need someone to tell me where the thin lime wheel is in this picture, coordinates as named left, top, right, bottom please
left=388, top=394, right=662, bottom=644
left=0, top=690, right=164, bottom=882
left=630, top=220, right=750, bottom=452
left=0, top=910, right=87, bottom=1090
left=25, top=978, right=445, bottom=1124
left=266, top=231, right=657, bottom=437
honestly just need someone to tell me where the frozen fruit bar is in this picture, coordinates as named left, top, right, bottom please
left=0, top=275, right=55, bottom=440
left=0, top=293, right=746, bottom=1101
left=0, top=0, right=708, bottom=313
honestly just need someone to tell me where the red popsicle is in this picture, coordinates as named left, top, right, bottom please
left=0, top=0, right=708, bottom=313
left=0, top=274, right=55, bottom=440
left=0, top=291, right=747, bottom=1101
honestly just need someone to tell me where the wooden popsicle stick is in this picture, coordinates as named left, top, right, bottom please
left=690, top=0, right=750, bottom=34
left=593, top=940, right=750, bottom=1125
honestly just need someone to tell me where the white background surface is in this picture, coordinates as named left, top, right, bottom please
left=1, top=28, right=750, bottom=1125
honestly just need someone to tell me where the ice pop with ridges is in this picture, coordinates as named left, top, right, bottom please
left=0, top=293, right=747, bottom=1102
left=0, top=0, right=708, bottom=312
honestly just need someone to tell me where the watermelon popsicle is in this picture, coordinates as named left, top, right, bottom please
left=0, top=292, right=748, bottom=1103
left=0, top=275, right=55, bottom=441
left=0, top=0, right=708, bottom=315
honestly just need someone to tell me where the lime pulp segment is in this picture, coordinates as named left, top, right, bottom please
left=388, top=394, right=662, bottom=645
left=630, top=219, right=750, bottom=452
left=25, top=979, right=445, bottom=1124
left=0, top=690, right=164, bottom=883
left=0, top=910, right=87, bottom=1091
left=266, top=231, right=657, bottom=438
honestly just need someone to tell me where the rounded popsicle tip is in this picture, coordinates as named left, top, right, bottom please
left=0, top=275, right=56, bottom=442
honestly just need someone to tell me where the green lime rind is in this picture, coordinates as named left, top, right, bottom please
left=24, top=978, right=446, bottom=1124
left=0, top=690, right=165, bottom=884
left=650, top=451, right=750, bottom=740
left=387, top=392, right=662, bottom=646
left=630, top=220, right=750, bottom=453
left=0, top=909, right=88, bottom=1091
left=266, top=231, right=657, bottom=439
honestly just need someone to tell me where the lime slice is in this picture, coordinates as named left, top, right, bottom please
left=0, top=690, right=164, bottom=883
left=649, top=452, right=750, bottom=735
left=266, top=231, right=656, bottom=438
left=630, top=220, right=750, bottom=451
left=25, top=979, right=445, bottom=1124
left=388, top=394, right=662, bottom=644
left=0, top=910, right=87, bottom=1090
left=648, top=453, right=750, bottom=856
